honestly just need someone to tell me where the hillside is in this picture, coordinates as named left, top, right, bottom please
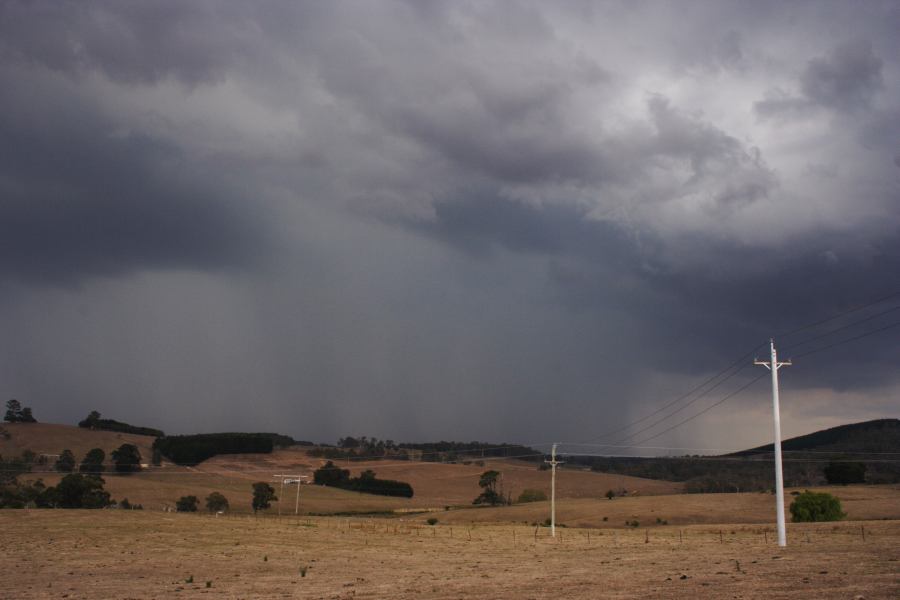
left=731, top=418, right=900, bottom=456
left=564, top=418, right=900, bottom=491
left=1, top=423, right=682, bottom=512
left=0, top=422, right=157, bottom=465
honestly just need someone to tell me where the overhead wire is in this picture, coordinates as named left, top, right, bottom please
left=775, top=289, right=900, bottom=339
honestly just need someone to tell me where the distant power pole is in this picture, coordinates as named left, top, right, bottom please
left=273, top=474, right=307, bottom=516
left=755, top=339, right=792, bottom=547
left=545, top=444, right=564, bottom=538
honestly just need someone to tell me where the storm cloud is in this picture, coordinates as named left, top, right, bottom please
left=1, top=1, right=897, bottom=452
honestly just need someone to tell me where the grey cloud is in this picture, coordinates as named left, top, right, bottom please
left=756, top=40, right=885, bottom=118
left=801, top=40, right=883, bottom=112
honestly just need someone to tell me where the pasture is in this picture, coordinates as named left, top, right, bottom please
left=1, top=510, right=898, bottom=599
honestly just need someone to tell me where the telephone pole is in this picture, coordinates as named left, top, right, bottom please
left=755, top=339, right=791, bottom=547
left=545, top=444, right=563, bottom=538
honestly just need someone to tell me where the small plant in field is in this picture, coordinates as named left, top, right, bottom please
left=205, top=581, right=212, bottom=588
left=427, top=517, right=438, bottom=525
left=605, top=490, right=615, bottom=500
left=602, top=516, right=608, bottom=522
left=625, top=520, right=639, bottom=528
left=263, top=555, right=268, bottom=562
left=185, top=575, right=193, bottom=584
left=299, top=566, right=309, bottom=578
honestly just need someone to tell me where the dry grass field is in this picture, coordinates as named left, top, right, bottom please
left=1, top=510, right=897, bottom=599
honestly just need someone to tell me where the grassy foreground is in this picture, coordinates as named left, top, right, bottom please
left=1, top=510, right=897, bottom=599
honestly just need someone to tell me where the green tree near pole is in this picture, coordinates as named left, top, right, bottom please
left=251, top=482, right=277, bottom=512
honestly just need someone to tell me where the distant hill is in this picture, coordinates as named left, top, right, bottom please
left=730, top=418, right=900, bottom=456
left=564, top=418, right=900, bottom=492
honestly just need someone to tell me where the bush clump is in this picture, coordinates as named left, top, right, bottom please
left=517, top=489, right=547, bottom=503
left=789, top=491, right=845, bottom=522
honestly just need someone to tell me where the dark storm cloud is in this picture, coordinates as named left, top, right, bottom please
left=0, top=74, right=263, bottom=286
left=0, top=1, right=898, bottom=447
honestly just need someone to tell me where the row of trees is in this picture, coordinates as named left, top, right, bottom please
left=78, top=411, right=164, bottom=438
left=313, top=461, right=414, bottom=498
left=152, top=433, right=276, bottom=465
left=174, top=484, right=276, bottom=513
left=52, top=444, right=143, bottom=474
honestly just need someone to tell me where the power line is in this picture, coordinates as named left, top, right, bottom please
left=576, top=342, right=764, bottom=446
left=782, top=304, right=900, bottom=354
left=606, top=372, right=768, bottom=450
left=794, top=320, right=900, bottom=359
left=776, top=289, right=900, bottom=339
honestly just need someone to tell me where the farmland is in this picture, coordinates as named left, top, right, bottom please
left=1, top=510, right=898, bottom=599
left=4, top=423, right=900, bottom=598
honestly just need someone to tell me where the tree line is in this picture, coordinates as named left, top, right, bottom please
left=313, top=461, right=414, bottom=498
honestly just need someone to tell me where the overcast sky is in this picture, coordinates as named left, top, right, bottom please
left=1, top=1, right=898, bottom=453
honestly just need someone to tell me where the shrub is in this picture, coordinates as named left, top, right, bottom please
left=517, top=489, right=548, bottom=503
left=790, top=491, right=845, bottom=522
left=605, top=489, right=615, bottom=500
left=427, top=517, right=438, bottom=525
left=176, top=495, right=199, bottom=512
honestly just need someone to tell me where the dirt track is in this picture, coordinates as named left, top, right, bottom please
left=2, top=511, right=898, bottom=599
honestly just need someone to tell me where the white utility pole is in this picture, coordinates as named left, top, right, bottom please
left=755, top=339, right=792, bottom=547
left=545, top=444, right=563, bottom=538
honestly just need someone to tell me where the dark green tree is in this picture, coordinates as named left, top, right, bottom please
left=4, top=399, right=21, bottom=422
left=251, top=482, right=277, bottom=512
left=175, top=495, right=200, bottom=512
left=790, top=491, right=845, bottom=522
left=313, top=461, right=350, bottom=486
left=111, top=444, right=142, bottom=474
left=19, top=407, right=36, bottom=423
left=205, top=492, right=229, bottom=513
left=56, top=473, right=112, bottom=508
left=79, top=411, right=102, bottom=429
left=55, top=449, right=76, bottom=473
left=824, top=461, right=866, bottom=485
left=79, top=448, right=106, bottom=474
left=473, top=470, right=504, bottom=506
left=176, top=495, right=199, bottom=512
